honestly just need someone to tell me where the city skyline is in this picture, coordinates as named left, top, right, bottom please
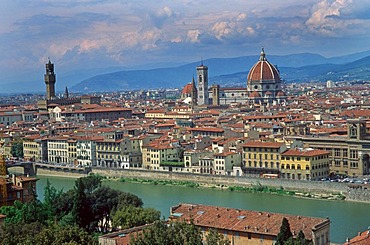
left=1, top=0, right=370, bottom=87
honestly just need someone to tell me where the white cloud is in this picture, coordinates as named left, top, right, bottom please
left=187, top=30, right=200, bottom=43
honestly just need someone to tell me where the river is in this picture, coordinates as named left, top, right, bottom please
left=36, top=175, right=369, bottom=244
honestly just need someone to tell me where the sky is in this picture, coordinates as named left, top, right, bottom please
left=1, top=0, right=370, bottom=86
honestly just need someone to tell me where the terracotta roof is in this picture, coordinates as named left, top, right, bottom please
left=170, top=203, right=329, bottom=241
left=247, top=50, right=280, bottom=82
left=282, top=149, right=330, bottom=157
left=182, top=83, right=194, bottom=94
left=344, top=230, right=370, bottom=245
left=243, top=141, right=284, bottom=148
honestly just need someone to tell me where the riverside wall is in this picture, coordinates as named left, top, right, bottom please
left=92, top=168, right=349, bottom=193
left=19, top=165, right=369, bottom=203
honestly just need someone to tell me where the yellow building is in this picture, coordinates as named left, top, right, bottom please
left=23, top=135, right=42, bottom=162
left=242, top=141, right=287, bottom=177
left=281, top=149, right=330, bottom=180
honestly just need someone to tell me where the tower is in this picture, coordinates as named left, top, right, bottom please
left=64, top=86, right=69, bottom=98
left=196, top=62, right=209, bottom=105
left=190, top=77, right=198, bottom=106
left=44, top=59, right=56, bottom=100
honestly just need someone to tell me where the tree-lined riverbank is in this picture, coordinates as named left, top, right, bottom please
left=36, top=175, right=370, bottom=244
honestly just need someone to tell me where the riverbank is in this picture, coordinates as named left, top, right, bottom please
left=115, top=176, right=346, bottom=202
left=31, top=167, right=370, bottom=203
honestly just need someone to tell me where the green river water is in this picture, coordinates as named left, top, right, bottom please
left=35, top=175, right=369, bottom=244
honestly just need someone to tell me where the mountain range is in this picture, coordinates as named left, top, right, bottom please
left=70, top=50, right=370, bottom=92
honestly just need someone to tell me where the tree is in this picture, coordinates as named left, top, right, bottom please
left=34, top=224, right=98, bottom=245
left=72, top=178, right=93, bottom=231
left=112, top=205, right=160, bottom=230
left=130, top=220, right=229, bottom=245
left=80, top=174, right=103, bottom=195
left=10, top=140, right=23, bottom=158
left=91, top=186, right=122, bottom=232
left=276, top=217, right=293, bottom=245
left=205, top=228, right=230, bottom=245
left=0, top=221, right=44, bottom=245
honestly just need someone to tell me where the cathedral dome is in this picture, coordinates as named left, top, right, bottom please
left=247, top=49, right=280, bottom=84
left=182, top=83, right=193, bottom=95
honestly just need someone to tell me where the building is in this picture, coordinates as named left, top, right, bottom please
left=44, top=59, right=56, bottom=100
left=214, top=151, right=241, bottom=175
left=242, top=141, right=287, bottom=177
left=170, top=203, right=330, bottom=245
left=280, top=149, right=330, bottom=180
left=197, top=62, right=209, bottom=105
left=297, top=119, right=370, bottom=176
left=247, top=48, right=285, bottom=104
left=38, top=60, right=101, bottom=111
left=344, top=229, right=370, bottom=245
left=180, top=49, right=286, bottom=106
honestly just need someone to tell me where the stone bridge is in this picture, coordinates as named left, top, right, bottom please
left=6, top=162, right=92, bottom=176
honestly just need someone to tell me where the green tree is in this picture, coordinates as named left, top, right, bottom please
left=112, top=205, right=160, bottom=230
left=0, top=221, right=43, bottom=245
left=72, top=178, right=93, bottom=231
left=43, top=179, right=63, bottom=222
left=276, top=217, right=293, bottom=245
left=0, top=201, right=24, bottom=224
left=10, top=140, right=23, bottom=158
left=0, top=200, right=48, bottom=225
left=34, top=224, right=98, bottom=245
left=91, top=186, right=122, bottom=232
left=205, top=228, right=230, bottom=245
left=80, top=174, right=103, bottom=195
left=130, top=220, right=215, bottom=245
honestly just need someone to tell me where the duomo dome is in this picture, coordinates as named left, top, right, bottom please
left=247, top=48, right=283, bottom=99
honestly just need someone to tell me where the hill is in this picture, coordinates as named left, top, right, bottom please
left=71, top=52, right=370, bottom=92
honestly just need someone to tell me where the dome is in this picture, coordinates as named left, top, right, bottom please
left=247, top=48, right=280, bottom=83
left=249, top=91, right=261, bottom=98
left=182, top=83, right=193, bottom=94
left=276, top=91, right=286, bottom=97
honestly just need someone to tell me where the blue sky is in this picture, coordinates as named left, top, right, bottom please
left=1, top=0, right=370, bottom=86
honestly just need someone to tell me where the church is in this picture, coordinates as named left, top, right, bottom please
left=37, top=59, right=101, bottom=111
left=181, top=48, right=286, bottom=106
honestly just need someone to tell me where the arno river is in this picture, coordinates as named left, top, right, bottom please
left=36, top=175, right=369, bottom=244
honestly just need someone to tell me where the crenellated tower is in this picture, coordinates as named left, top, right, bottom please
left=44, top=59, right=56, bottom=100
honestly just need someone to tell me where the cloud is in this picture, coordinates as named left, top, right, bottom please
left=305, top=0, right=361, bottom=35
left=149, top=6, right=177, bottom=29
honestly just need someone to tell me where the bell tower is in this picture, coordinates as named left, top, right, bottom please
left=196, top=61, right=209, bottom=105
left=44, top=59, right=56, bottom=100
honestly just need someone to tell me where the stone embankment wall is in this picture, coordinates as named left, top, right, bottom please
left=346, top=186, right=370, bottom=202
left=36, top=168, right=89, bottom=178
left=92, top=168, right=349, bottom=193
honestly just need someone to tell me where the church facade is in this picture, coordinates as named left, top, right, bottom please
left=180, top=49, right=286, bottom=106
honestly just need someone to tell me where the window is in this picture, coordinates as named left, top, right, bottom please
left=350, top=150, right=358, bottom=159
left=334, top=148, right=341, bottom=157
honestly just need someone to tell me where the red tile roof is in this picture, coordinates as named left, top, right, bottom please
left=243, top=141, right=284, bottom=148
left=344, top=230, right=370, bottom=245
left=170, top=203, right=329, bottom=241
left=282, top=149, right=330, bottom=157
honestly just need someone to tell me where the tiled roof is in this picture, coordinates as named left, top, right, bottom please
left=170, top=203, right=329, bottom=241
left=282, top=149, right=330, bottom=157
left=243, top=141, right=284, bottom=148
left=344, top=230, right=370, bottom=245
